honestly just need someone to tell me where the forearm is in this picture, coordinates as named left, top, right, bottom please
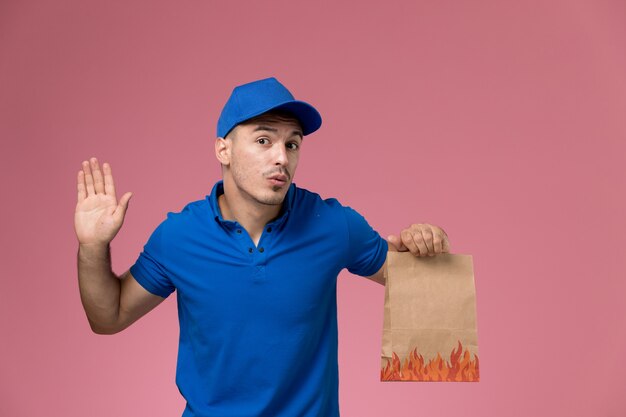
left=77, top=243, right=121, bottom=333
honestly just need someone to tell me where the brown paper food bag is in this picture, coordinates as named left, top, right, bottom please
left=380, top=252, right=479, bottom=382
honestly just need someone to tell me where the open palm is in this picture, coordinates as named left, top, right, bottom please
left=75, top=158, right=132, bottom=245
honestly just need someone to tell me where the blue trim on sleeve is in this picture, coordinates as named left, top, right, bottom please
left=128, top=219, right=176, bottom=298
left=129, top=263, right=171, bottom=298
left=343, top=205, right=389, bottom=277
left=365, top=239, right=388, bottom=277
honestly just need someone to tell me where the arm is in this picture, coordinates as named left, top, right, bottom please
left=77, top=242, right=120, bottom=333
left=364, top=255, right=387, bottom=286
left=78, top=244, right=165, bottom=334
left=75, top=157, right=164, bottom=334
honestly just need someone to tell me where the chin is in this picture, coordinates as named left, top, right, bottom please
left=258, top=190, right=286, bottom=206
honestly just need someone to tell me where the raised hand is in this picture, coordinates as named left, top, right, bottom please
left=75, top=157, right=133, bottom=246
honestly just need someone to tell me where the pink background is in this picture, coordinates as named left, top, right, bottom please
left=1, top=1, right=625, bottom=416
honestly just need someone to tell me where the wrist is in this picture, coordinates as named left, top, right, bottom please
left=78, top=242, right=111, bottom=258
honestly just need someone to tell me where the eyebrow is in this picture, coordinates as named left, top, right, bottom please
left=253, top=125, right=303, bottom=139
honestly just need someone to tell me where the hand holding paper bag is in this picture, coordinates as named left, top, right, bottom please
left=387, top=223, right=450, bottom=257
left=380, top=252, right=480, bottom=382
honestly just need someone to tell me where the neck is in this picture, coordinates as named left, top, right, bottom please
left=218, top=179, right=284, bottom=245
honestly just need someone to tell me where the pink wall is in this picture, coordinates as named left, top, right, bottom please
left=1, top=1, right=625, bottom=416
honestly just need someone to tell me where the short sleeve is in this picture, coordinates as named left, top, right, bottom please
left=343, top=206, right=388, bottom=277
left=129, top=220, right=176, bottom=298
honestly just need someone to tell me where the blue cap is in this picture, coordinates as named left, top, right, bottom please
left=217, top=77, right=322, bottom=138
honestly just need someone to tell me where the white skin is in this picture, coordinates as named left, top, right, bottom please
left=75, top=159, right=133, bottom=246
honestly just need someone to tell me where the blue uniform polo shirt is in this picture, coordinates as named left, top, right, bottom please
left=130, top=180, right=388, bottom=417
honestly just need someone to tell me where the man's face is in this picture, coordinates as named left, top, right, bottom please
left=221, top=112, right=303, bottom=206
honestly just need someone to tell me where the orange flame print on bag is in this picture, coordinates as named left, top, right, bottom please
left=381, top=340, right=479, bottom=382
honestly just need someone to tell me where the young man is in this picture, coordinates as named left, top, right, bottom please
left=75, top=77, right=450, bottom=417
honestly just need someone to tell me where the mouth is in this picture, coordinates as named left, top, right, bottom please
left=267, top=173, right=288, bottom=187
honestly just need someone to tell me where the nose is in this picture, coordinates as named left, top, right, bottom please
left=274, top=144, right=288, bottom=166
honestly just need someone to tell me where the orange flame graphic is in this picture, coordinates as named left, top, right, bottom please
left=381, top=340, right=479, bottom=382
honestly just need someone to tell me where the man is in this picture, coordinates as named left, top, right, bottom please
left=75, top=77, right=450, bottom=417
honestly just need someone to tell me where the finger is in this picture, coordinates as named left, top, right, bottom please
left=387, top=235, right=406, bottom=252
left=102, top=162, right=117, bottom=198
left=438, top=227, right=450, bottom=253
left=114, top=192, right=133, bottom=221
left=421, top=226, right=435, bottom=255
left=442, top=235, right=451, bottom=253
left=410, top=229, right=430, bottom=257
left=77, top=170, right=87, bottom=202
left=82, top=160, right=95, bottom=196
left=90, top=157, right=105, bottom=195
left=433, top=230, right=444, bottom=254
left=401, top=229, right=421, bottom=256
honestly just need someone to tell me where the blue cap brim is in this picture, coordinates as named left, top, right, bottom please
left=267, top=101, right=322, bottom=136
left=223, top=100, right=322, bottom=138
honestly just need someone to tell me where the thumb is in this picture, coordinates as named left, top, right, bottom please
left=115, top=192, right=133, bottom=218
left=387, top=234, right=407, bottom=252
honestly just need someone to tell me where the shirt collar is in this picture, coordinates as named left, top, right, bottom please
left=207, top=180, right=295, bottom=227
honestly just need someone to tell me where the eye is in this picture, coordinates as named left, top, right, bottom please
left=287, top=142, right=300, bottom=150
left=257, top=137, right=269, bottom=145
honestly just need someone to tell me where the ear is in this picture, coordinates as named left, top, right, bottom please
left=215, top=136, right=231, bottom=166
